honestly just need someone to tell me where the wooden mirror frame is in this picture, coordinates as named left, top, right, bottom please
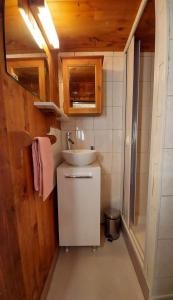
left=6, top=58, right=47, bottom=100
left=62, top=56, right=103, bottom=116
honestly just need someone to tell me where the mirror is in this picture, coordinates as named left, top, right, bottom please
left=62, top=57, right=103, bottom=116
left=69, top=65, right=96, bottom=108
left=4, top=0, right=48, bottom=100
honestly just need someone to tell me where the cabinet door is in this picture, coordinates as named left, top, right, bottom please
left=57, top=167, right=100, bottom=246
left=62, top=56, right=103, bottom=116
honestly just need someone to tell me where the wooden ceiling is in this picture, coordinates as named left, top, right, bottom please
left=135, top=0, right=155, bottom=52
left=4, top=0, right=44, bottom=54
left=47, top=0, right=142, bottom=51
left=4, top=0, right=155, bottom=54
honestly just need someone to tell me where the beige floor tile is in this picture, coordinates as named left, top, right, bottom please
left=47, top=235, right=144, bottom=300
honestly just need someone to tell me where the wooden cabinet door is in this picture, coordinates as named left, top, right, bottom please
left=62, top=56, right=103, bottom=116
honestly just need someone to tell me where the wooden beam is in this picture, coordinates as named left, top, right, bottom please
left=45, top=48, right=59, bottom=105
left=124, top=0, right=148, bottom=53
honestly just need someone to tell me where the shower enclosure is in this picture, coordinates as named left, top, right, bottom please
left=123, top=34, right=154, bottom=256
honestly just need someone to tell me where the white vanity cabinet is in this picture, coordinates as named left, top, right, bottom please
left=57, top=162, right=100, bottom=247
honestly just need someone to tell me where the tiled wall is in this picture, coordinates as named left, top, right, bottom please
left=59, top=52, right=125, bottom=215
left=49, top=127, right=62, bottom=186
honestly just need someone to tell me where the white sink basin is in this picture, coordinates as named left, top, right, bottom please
left=62, top=149, right=97, bottom=166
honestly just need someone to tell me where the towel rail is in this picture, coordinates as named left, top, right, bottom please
left=11, top=130, right=57, bottom=169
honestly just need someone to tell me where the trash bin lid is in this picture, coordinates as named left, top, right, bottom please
left=104, top=208, right=120, bottom=220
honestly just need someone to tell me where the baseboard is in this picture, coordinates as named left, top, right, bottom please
left=41, top=246, right=59, bottom=300
left=122, top=222, right=149, bottom=300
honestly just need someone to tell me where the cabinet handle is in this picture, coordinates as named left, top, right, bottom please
left=65, top=175, right=93, bottom=179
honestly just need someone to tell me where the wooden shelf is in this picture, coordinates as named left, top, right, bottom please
left=34, top=102, right=69, bottom=121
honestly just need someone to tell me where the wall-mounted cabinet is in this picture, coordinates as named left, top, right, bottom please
left=61, top=56, right=103, bottom=116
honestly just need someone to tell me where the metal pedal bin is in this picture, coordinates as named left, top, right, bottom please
left=104, top=208, right=121, bottom=241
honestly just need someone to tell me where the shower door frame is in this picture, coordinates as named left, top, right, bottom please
left=129, top=39, right=141, bottom=226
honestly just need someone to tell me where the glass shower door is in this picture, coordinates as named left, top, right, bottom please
left=130, top=39, right=141, bottom=226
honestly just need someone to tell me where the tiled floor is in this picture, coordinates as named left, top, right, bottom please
left=47, top=235, right=144, bottom=300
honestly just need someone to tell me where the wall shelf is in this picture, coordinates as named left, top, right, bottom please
left=34, top=101, right=69, bottom=121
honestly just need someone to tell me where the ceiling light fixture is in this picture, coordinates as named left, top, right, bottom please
left=37, top=3, right=60, bottom=49
left=19, top=8, right=45, bottom=49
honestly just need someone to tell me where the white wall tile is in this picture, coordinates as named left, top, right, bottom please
left=156, top=239, right=173, bottom=277
left=164, top=97, right=173, bottom=148
left=153, top=277, right=173, bottom=296
left=111, top=173, right=122, bottom=209
left=112, top=107, right=123, bottom=130
left=112, top=82, right=123, bottom=107
left=140, top=56, right=152, bottom=82
left=75, top=117, right=94, bottom=130
left=61, top=130, right=76, bottom=150
left=159, top=196, right=173, bottom=239
left=103, top=82, right=112, bottom=107
left=101, top=174, right=111, bottom=211
left=97, top=153, right=112, bottom=174
left=94, top=107, right=112, bottom=130
left=76, top=130, right=94, bottom=149
left=112, top=56, right=125, bottom=82
left=112, top=130, right=123, bottom=153
left=139, top=82, right=152, bottom=109
left=113, top=52, right=125, bottom=57
left=49, top=128, right=62, bottom=185
left=94, top=130, right=112, bottom=152
left=61, top=118, right=76, bottom=131
left=112, top=153, right=122, bottom=174
left=162, top=149, right=173, bottom=195
left=103, top=56, right=113, bottom=82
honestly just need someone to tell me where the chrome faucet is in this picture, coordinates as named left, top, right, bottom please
left=66, top=131, right=74, bottom=150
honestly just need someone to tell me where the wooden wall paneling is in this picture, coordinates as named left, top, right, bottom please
left=0, top=12, right=26, bottom=299
left=0, top=75, right=26, bottom=300
left=3, top=62, right=59, bottom=300
left=0, top=5, right=59, bottom=300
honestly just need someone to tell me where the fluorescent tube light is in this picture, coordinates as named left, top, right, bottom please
left=19, top=8, right=45, bottom=49
left=38, top=3, right=59, bottom=49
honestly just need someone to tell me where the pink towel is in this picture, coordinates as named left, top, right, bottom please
left=32, top=137, right=54, bottom=201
